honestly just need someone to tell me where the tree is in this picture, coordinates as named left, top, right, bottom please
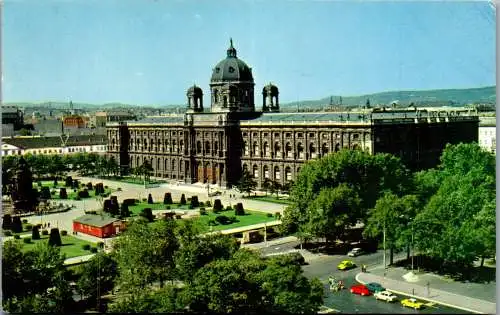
left=140, top=208, right=154, bottom=222
left=32, top=225, right=40, bottom=240
left=59, top=188, right=68, bottom=199
left=148, top=193, right=154, bottom=204
left=304, top=184, right=361, bottom=244
left=180, top=194, right=186, bottom=205
left=163, top=193, right=173, bottom=205
left=213, top=199, right=223, bottom=212
left=108, top=285, right=184, bottom=313
left=3, top=214, right=12, bottom=230
left=11, top=216, right=23, bottom=233
left=236, top=169, right=257, bottom=197
left=48, top=228, right=62, bottom=247
left=76, top=252, right=117, bottom=303
left=120, top=203, right=131, bottom=218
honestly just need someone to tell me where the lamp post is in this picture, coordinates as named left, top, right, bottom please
left=383, top=220, right=386, bottom=273
left=411, top=222, right=414, bottom=271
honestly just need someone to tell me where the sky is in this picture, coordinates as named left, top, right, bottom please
left=2, top=0, right=496, bottom=106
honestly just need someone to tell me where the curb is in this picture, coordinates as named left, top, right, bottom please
left=355, top=273, right=485, bottom=314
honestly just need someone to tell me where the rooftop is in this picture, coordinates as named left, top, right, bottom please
left=73, top=214, right=119, bottom=228
left=2, top=135, right=107, bottom=149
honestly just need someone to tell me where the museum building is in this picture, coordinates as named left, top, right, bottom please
left=106, top=40, right=479, bottom=188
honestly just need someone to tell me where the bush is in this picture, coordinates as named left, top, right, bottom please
left=215, top=215, right=233, bottom=225
left=11, top=217, right=22, bottom=233
left=97, top=242, right=104, bottom=248
left=205, top=200, right=211, bottom=207
left=199, top=201, right=205, bottom=207
left=37, top=181, right=42, bottom=187
left=175, top=214, right=182, bottom=220
left=123, top=199, right=136, bottom=206
left=274, top=212, right=282, bottom=219
left=40, top=186, right=51, bottom=200
left=51, top=190, right=56, bottom=195
left=25, top=224, right=33, bottom=231
left=4, top=230, right=12, bottom=236
left=117, top=187, right=122, bottom=192
left=225, top=206, right=232, bottom=211
left=86, top=182, right=93, bottom=190
left=2, top=214, right=12, bottom=230
left=163, top=193, right=173, bottom=205
left=120, top=203, right=131, bottom=218
left=53, top=178, right=58, bottom=187
left=42, top=230, right=49, bottom=236
left=140, top=208, right=154, bottom=222
left=31, top=226, right=40, bottom=240
left=65, top=176, right=73, bottom=187
left=188, top=204, right=194, bottom=210
left=180, top=194, right=186, bottom=205
left=72, top=180, right=79, bottom=189
left=48, top=228, right=62, bottom=247
left=142, top=198, right=147, bottom=202
left=74, top=196, right=81, bottom=201
left=234, top=203, right=245, bottom=216
left=213, top=199, right=223, bottom=212
left=94, top=183, right=105, bottom=195
left=190, top=196, right=199, bottom=208
left=23, top=237, right=31, bottom=244
left=82, top=244, right=91, bottom=250
left=78, top=189, right=90, bottom=198
left=90, top=247, right=98, bottom=253
left=267, top=213, right=273, bottom=217
left=22, top=219, right=28, bottom=224
left=14, top=234, right=21, bottom=239
left=199, top=208, right=207, bottom=215
left=166, top=205, right=171, bottom=210
left=104, top=185, right=108, bottom=189
left=61, top=230, right=68, bottom=236
left=147, top=193, right=154, bottom=204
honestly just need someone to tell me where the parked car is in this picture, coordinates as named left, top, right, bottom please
left=337, top=260, right=356, bottom=270
left=350, top=284, right=371, bottom=296
left=347, top=247, right=364, bottom=257
left=366, top=282, right=385, bottom=293
left=401, top=298, right=424, bottom=310
left=374, top=290, right=398, bottom=302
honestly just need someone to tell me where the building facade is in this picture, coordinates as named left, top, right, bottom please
left=478, top=116, right=496, bottom=154
left=107, top=40, right=479, bottom=188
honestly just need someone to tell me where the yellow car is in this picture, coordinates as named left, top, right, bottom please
left=337, top=260, right=356, bottom=270
left=401, top=298, right=424, bottom=310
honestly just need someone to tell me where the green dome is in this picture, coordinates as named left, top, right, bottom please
left=210, top=39, right=254, bottom=83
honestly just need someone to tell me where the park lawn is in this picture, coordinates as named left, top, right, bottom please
left=193, top=209, right=277, bottom=232
left=129, top=202, right=192, bottom=215
left=15, top=235, right=96, bottom=258
left=244, top=195, right=292, bottom=205
left=95, top=176, right=167, bottom=186
left=32, top=184, right=114, bottom=201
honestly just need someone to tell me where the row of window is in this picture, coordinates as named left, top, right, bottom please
left=2, top=146, right=106, bottom=156
left=242, top=132, right=361, bottom=140
left=243, top=142, right=347, bottom=158
left=243, top=164, right=297, bottom=181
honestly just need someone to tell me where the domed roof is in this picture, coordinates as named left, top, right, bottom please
left=263, top=82, right=279, bottom=94
left=187, top=84, right=203, bottom=95
left=210, top=39, right=253, bottom=83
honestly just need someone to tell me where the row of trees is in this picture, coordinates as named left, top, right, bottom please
left=236, top=169, right=293, bottom=197
left=283, top=144, right=495, bottom=271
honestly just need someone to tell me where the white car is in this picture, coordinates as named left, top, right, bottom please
left=347, top=247, right=364, bottom=257
left=374, top=290, right=397, bottom=302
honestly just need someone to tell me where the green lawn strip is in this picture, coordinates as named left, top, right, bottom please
left=192, top=209, right=276, bottom=232
left=33, top=186, right=114, bottom=201
left=129, top=202, right=192, bottom=215
left=243, top=195, right=292, bottom=205
left=15, top=235, right=96, bottom=258
left=93, top=176, right=167, bottom=186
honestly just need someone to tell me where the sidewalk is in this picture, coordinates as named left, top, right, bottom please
left=356, top=270, right=496, bottom=314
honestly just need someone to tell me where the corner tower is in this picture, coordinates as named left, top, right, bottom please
left=209, top=39, right=255, bottom=113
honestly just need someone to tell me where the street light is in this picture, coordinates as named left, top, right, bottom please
left=383, top=220, right=386, bottom=273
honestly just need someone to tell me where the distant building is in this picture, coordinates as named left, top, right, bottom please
left=2, top=106, right=24, bottom=130
left=63, top=115, right=86, bottom=129
left=106, top=111, right=136, bottom=123
left=1, top=135, right=107, bottom=156
left=478, top=116, right=496, bottom=154
left=73, top=214, right=125, bottom=238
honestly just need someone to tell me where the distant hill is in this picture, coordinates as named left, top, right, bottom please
left=282, top=86, right=496, bottom=109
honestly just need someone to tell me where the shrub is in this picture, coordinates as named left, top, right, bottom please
left=90, top=247, right=98, bottom=253
left=180, top=194, right=186, bottom=205
left=78, top=189, right=90, bottom=198
left=74, top=196, right=81, bottom=201
left=51, top=190, right=56, bottom=195
left=82, top=244, right=91, bottom=250
left=234, top=203, right=245, bottom=216
left=215, top=215, right=232, bottom=225
left=225, top=206, right=232, bottom=211
left=267, top=213, right=273, bottom=218
left=208, top=219, right=217, bottom=226
left=188, top=205, right=194, bottom=210
left=120, top=203, right=131, bottom=218
left=103, top=199, right=112, bottom=213
left=48, top=228, right=62, bottom=247
left=31, top=226, right=40, bottom=240
left=213, top=199, right=223, bottom=212
left=72, top=180, right=79, bottom=189
left=14, top=234, right=21, bottom=239
left=12, top=217, right=23, bottom=233
left=61, top=230, right=68, bottom=236
left=25, top=224, right=33, bottom=231
left=147, top=193, right=154, bottom=204
left=65, top=176, right=73, bottom=187
left=163, top=193, right=173, bottom=205
left=274, top=212, right=282, bottom=219
left=42, top=230, right=49, bottom=236
left=97, top=242, right=104, bottom=248
left=199, top=208, right=207, bottom=215
left=2, top=214, right=12, bottom=230
left=22, top=219, right=28, bottom=224
left=40, top=186, right=51, bottom=200
left=166, top=205, right=171, bottom=210
left=94, top=183, right=104, bottom=195
left=87, top=182, right=93, bottom=190
left=123, top=199, right=136, bottom=206
left=140, top=208, right=154, bottom=222
left=104, top=185, right=108, bottom=189
left=4, top=230, right=12, bottom=236
left=190, top=196, right=199, bottom=208
left=175, top=214, right=182, bottom=220
left=142, top=198, right=147, bottom=202
left=23, top=237, right=31, bottom=244
left=228, top=216, right=237, bottom=223
left=199, top=201, right=205, bottom=207
left=37, top=181, right=42, bottom=187
left=205, top=200, right=212, bottom=207
left=117, top=187, right=122, bottom=191
left=53, top=178, right=58, bottom=187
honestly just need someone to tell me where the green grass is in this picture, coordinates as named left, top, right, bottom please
left=129, top=202, right=193, bottom=215
left=32, top=181, right=113, bottom=201
left=95, top=176, right=167, bottom=186
left=14, top=235, right=96, bottom=258
left=192, top=209, right=277, bottom=232
left=243, top=195, right=292, bottom=205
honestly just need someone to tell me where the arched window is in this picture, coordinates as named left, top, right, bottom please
left=214, top=141, right=219, bottom=154
left=309, top=143, right=317, bottom=159
left=263, top=142, right=269, bottom=157
left=253, top=165, right=259, bottom=178
left=164, top=139, right=169, bottom=152
left=205, top=141, right=211, bottom=154
left=274, top=166, right=281, bottom=180
left=223, top=96, right=227, bottom=107
left=274, top=142, right=281, bottom=158
left=112, top=139, right=116, bottom=148
left=252, top=142, right=259, bottom=156
left=322, top=143, right=329, bottom=156
left=164, top=159, right=168, bottom=170
left=243, top=142, right=249, bottom=155
left=197, top=141, right=202, bottom=154
left=172, top=140, right=177, bottom=153
left=157, top=158, right=161, bottom=170
left=285, top=167, right=292, bottom=181
left=263, top=165, right=269, bottom=179
left=285, top=142, right=292, bottom=158
left=136, top=157, right=140, bottom=167
left=172, top=160, right=176, bottom=170
left=180, top=140, right=184, bottom=153
left=150, top=139, right=154, bottom=151
left=143, top=139, right=148, bottom=150
left=297, top=143, right=304, bottom=159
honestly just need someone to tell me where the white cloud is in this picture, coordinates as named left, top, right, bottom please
left=194, top=13, right=201, bottom=20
